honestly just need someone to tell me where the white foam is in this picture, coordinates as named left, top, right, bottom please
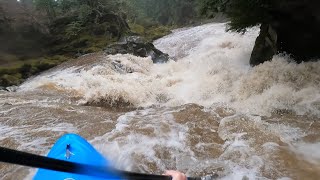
left=18, top=23, right=320, bottom=117
left=291, top=142, right=320, bottom=165
left=219, top=133, right=265, bottom=180
left=90, top=108, right=192, bottom=172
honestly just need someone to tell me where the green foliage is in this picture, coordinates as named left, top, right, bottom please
left=129, top=23, right=145, bottom=34
left=34, top=61, right=55, bottom=72
left=78, top=4, right=92, bottom=21
left=0, top=0, right=204, bottom=87
left=129, top=23, right=172, bottom=41
left=227, top=0, right=272, bottom=32
left=0, top=74, right=22, bottom=87
left=65, top=21, right=82, bottom=39
left=33, top=0, right=57, bottom=21
left=19, top=64, right=33, bottom=78
left=198, top=0, right=226, bottom=17
left=144, top=26, right=172, bottom=41
left=40, top=0, right=130, bottom=56
left=198, top=0, right=274, bottom=32
left=124, top=0, right=198, bottom=26
left=82, top=46, right=102, bottom=54
left=0, top=55, right=69, bottom=87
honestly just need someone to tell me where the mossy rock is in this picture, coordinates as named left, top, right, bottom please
left=0, top=67, right=19, bottom=76
left=145, top=26, right=172, bottom=41
left=0, top=74, right=22, bottom=87
left=82, top=47, right=102, bottom=54
left=129, top=23, right=145, bottom=35
left=19, top=63, right=33, bottom=79
left=34, top=61, right=57, bottom=73
left=70, top=35, right=91, bottom=48
left=49, top=55, right=69, bottom=63
left=0, top=68, right=12, bottom=76
left=105, top=36, right=169, bottom=63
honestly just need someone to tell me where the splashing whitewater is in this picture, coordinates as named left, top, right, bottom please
left=1, top=23, right=320, bottom=180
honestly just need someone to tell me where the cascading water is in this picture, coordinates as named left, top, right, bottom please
left=1, top=23, right=319, bottom=180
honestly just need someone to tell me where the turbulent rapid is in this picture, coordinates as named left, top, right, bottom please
left=1, top=23, right=320, bottom=180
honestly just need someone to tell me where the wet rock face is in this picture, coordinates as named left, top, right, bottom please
left=272, top=0, right=320, bottom=63
left=104, top=36, right=169, bottom=63
left=250, top=24, right=278, bottom=66
left=250, top=0, right=320, bottom=66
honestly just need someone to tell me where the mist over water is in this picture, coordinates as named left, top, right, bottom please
left=1, top=23, right=320, bottom=179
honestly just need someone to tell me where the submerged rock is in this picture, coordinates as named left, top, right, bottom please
left=104, top=36, right=169, bottom=63
left=6, top=86, right=18, bottom=92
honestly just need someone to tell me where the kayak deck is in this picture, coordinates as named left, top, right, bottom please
left=34, top=134, right=121, bottom=180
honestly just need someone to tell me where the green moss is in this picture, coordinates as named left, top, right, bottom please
left=48, top=55, right=69, bottom=63
left=0, top=55, right=70, bottom=87
left=69, top=35, right=90, bottom=49
left=0, top=74, right=22, bottom=87
left=50, top=32, right=117, bottom=55
left=128, top=23, right=173, bottom=41
left=129, top=23, right=145, bottom=34
left=82, top=47, right=103, bottom=54
left=0, top=17, right=173, bottom=88
left=0, top=66, right=19, bottom=76
left=19, top=64, right=33, bottom=78
left=144, top=25, right=172, bottom=41
left=34, top=62, right=56, bottom=72
left=85, top=36, right=112, bottom=49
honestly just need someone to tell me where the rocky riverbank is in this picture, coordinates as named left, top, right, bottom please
left=0, top=0, right=174, bottom=88
left=0, top=25, right=172, bottom=88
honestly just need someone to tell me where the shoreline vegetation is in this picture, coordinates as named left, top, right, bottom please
left=1, top=0, right=318, bottom=88
left=0, top=24, right=174, bottom=88
left=0, top=0, right=204, bottom=88
left=0, top=17, right=223, bottom=89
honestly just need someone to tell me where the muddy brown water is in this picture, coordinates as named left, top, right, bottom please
left=1, top=23, right=320, bottom=179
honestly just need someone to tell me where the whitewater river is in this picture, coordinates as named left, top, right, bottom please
left=1, top=23, right=320, bottom=180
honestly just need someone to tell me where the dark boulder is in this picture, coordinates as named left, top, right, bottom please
left=104, top=36, right=169, bottom=63
left=250, top=24, right=278, bottom=66
left=271, top=0, right=320, bottom=63
left=250, top=0, right=320, bottom=66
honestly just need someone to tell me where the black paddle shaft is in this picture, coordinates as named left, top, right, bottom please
left=0, top=147, right=171, bottom=180
left=0, top=147, right=201, bottom=180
